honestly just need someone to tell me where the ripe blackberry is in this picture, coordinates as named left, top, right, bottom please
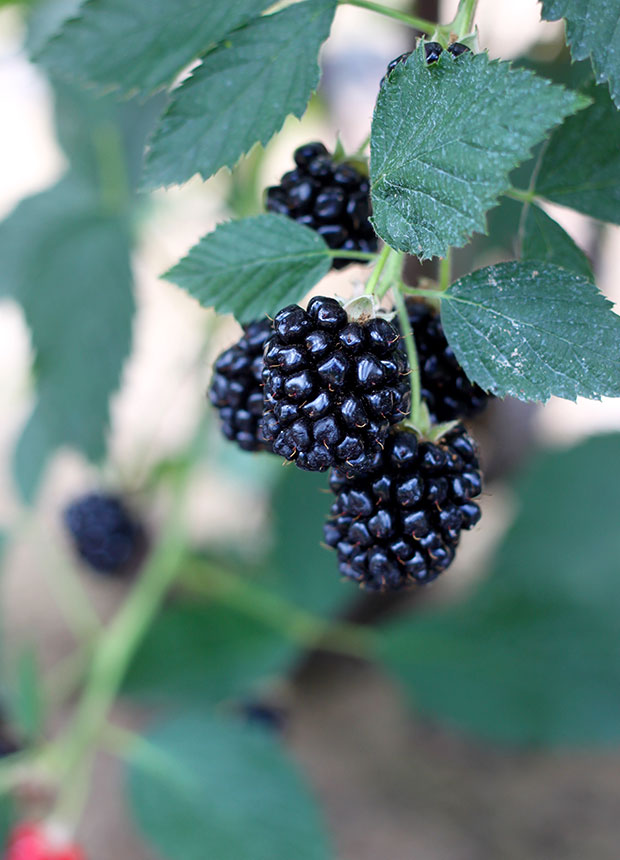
left=381, top=41, right=470, bottom=85
left=398, top=298, right=489, bottom=423
left=209, top=319, right=273, bottom=452
left=262, top=296, right=410, bottom=474
left=64, top=493, right=144, bottom=576
left=265, top=142, right=377, bottom=269
left=324, top=423, right=482, bottom=591
left=447, top=42, right=471, bottom=57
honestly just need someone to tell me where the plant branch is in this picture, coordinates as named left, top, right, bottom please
left=181, top=559, right=377, bottom=660
left=439, top=250, right=452, bottom=292
left=506, top=186, right=536, bottom=204
left=338, top=0, right=435, bottom=35
left=392, top=288, right=427, bottom=432
left=364, top=243, right=391, bottom=296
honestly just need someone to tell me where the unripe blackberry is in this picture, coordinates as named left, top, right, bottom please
left=398, top=298, right=489, bottom=423
left=209, top=319, right=273, bottom=452
left=63, top=493, right=144, bottom=576
left=262, top=296, right=411, bottom=474
left=6, top=823, right=86, bottom=860
left=324, top=423, right=482, bottom=591
left=265, top=142, right=377, bottom=269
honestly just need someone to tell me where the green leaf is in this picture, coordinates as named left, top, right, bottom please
left=143, top=0, right=336, bottom=189
left=379, top=434, right=620, bottom=746
left=165, top=215, right=332, bottom=324
left=267, top=469, right=347, bottom=617
left=0, top=180, right=134, bottom=501
left=540, top=0, right=620, bottom=108
left=440, top=260, right=620, bottom=402
left=521, top=204, right=593, bottom=278
left=536, top=82, right=620, bottom=223
left=37, top=0, right=274, bottom=95
left=127, top=713, right=333, bottom=860
left=124, top=602, right=295, bottom=706
left=370, top=46, right=586, bottom=259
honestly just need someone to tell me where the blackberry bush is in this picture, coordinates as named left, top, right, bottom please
left=262, top=295, right=410, bottom=474
left=265, top=142, right=377, bottom=269
left=398, top=298, right=489, bottom=422
left=209, top=318, right=273, bottom=452
left=324, top=424, right=482, bottom=591
left=64, top=493, right=144, bottom=576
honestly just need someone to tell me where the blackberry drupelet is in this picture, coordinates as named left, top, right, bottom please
left=381, top=41, right=471, bottom=85
left=209, top=319, right=273, bottom=452
left=265, top=142, right=377, bottom=269
left=398, top=298, right=489, bottom=423
left=64, top=493, right=144, bottom=576
left=324, top=424, right=482, bottom=591
left=262, top=296, right=410, bottom=474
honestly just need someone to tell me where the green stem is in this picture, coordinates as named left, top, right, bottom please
left=506, top=186, right=536, bottom=204
left=438, top=250, right=452, bottom=292
left=338, top=0, right=435, bottom=35
left=392, top=288, right=425, bottom=431
left=447, top=0, right=479, bottom=37
left=364, top=244, right=391, bottom=296
left=53, top=471, right=189, bottom=807
left=376, top=248, right=404, bottom=300
left=182, top=560, right=376, bottom=659
left=328, top=249, right=379, bottom=262
left=402, top=285, right=449, bottom=301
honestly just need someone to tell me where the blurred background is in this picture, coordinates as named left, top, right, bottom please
left=1, top=1, right=620, bottom=858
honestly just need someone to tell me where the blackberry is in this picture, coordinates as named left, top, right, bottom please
left=209, top=319, right=273, bottom=452
left=265, top=142, right=377, bottom=269
left=398, top=298, right=489, bottom=423
left=381, top=41, right=470, bottom=85
left=64, top=493, right=144, bottom=575
left=262, top=296, right=410, bottom=474
left=324, top=424, right=482, bottom=591
left=447, top=42, right=471, bottom=57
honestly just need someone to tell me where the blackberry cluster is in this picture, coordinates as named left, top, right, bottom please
left=262, top=296, right=410, bottom=474
left=380, top=41, right=470, bottom=85
left=399, top=299, right=489, bottom=423
left=209, top=319, right=273, bottom=452
left=324, top=424, right=482, bottom=591
left=64, top=493, right=144, bottom=576
left=265, top=142, right=377, bottom=269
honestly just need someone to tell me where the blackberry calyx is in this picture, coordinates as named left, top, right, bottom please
left=64, top=493, right=144, bottom=576
left=397, top=298, right=489, bottom=423
left=209, top=318, right=273, bottom=452
left=262, top=296, right=411, bottom=474
left=324, top=423, right=482, bottom=591
left=265, top=143, right=377, bottom=269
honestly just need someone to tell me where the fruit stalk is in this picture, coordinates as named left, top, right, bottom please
left=392, top=289, right=428, bottom=434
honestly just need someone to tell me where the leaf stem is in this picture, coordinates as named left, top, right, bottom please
left=364, top=244, right=391, bottom=295
left=338, top=0, right=435, bottom=35
left=392, top=288, right=426, bottom=432
left=439, top=250, right=452, bottom=292
left=403, top=285, right=449, bottom=301
left=506, top=186, right=536, bottom=204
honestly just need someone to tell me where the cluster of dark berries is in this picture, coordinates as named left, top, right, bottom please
left=261, top=297, right=410, bottom=473
left=209, top=318, right=273, bottom=452
left=324, top=424, right=482, bottom=591
left=398, top=299, right=489, bottom=423
left=266, top=142, right=377, bottom=269
left=64, top=493, right=144, bottom=576
left=380, top=41, right=470, bottom=86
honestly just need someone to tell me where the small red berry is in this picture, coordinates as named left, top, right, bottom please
left=6, top=822, right=86, bottom=860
